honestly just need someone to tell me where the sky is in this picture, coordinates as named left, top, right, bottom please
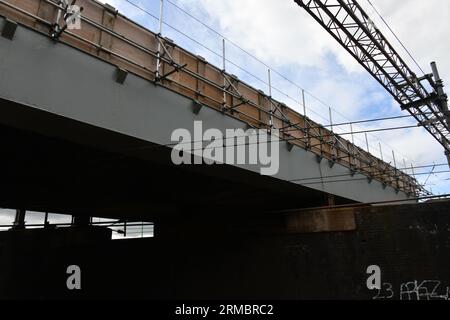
left=1, top=0, right=449, bottom=226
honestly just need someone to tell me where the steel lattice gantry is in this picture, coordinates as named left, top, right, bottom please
left=295, top=0, right=450, bottom=166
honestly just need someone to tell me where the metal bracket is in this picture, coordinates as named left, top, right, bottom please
left=328, top=159, right=335, bottom=168
left=286, top=142, right=294, bottom=152
left=192, top=100, right=203, bottom=115
left=315, top=155, right=323, bottom=164
left=1, top=19, right=17, bottom=40
left=115, top=67, right=128, bottom=84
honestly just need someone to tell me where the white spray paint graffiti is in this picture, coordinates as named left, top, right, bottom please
left=373, top=280, right=450, bottom=300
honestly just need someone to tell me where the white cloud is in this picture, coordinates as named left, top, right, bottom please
left=179, top=0, right=450, bottom=83
left=184, top=0, right=334, bottom=67
left=364, top=0, right=450, bottom=85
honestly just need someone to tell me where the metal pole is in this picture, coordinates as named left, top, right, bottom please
left=430, top=62, right=450, bottom=168
left=350, top=123, right=355, bottom=145
left=411, top=163, right=417, bottom=195
left=329, top=107, right=336, bottom=157
left=222, top=38, right=226, bottom=71
left=350, top=122, right=355, bottom=166
left=391, top=150, right=399, bottom=189
left=268, top=69, right=273, bottom=128
left=156, top=0, right=164, bottom=79
left=402, top=158, right=410, bottom=193
left=411, top=163, right=416, bottom=179
left=379, top=142, right=383, bottom=161
left=365, top=133, right=370, bottom=153
left=302, top=89, right=306, bottom=117
left=222, top=39, right=226, bottom=106
left=392, top=150, right=397, bottom=169
left=431, top=62, right=449, bottom=120
left=302, top=89, right=309, bottom=147
left=329, top=107, right=333, bottom=132
left=158, top=0, right=164, bottom=34
left=52, top=0, right=67, bottom=36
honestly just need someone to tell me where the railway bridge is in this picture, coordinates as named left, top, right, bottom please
left=0, top=0, right=419, bottom=222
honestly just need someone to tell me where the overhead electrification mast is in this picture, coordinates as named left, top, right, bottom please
left=294, top=0, right=450, bottom=167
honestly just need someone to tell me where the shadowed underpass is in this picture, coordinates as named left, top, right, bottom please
left=0, top=0, right=449, bottom=301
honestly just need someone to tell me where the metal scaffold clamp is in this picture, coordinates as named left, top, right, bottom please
left=50, top=0, right=84, bottom=40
